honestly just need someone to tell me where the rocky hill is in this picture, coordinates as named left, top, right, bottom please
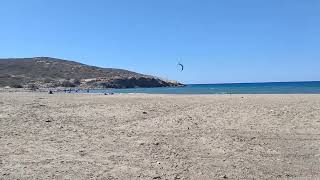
left=0, top=57, right=183, bottom=89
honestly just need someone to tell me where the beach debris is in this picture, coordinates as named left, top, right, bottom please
left=143, top=111, right=148, bottom=114
left=79, top=150, right=86, bottom=157
left=222, top=175, right=228, bottom=179
left=174, top=174, right=181, bottom=179
left=45, top=120, right=52, bottom=122
left=138, top=141, right=145, bottom=146
left=153, top=176, right=161, bottom=179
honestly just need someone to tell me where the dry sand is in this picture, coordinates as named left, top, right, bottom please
left=1, top=92, right=320, bottom=179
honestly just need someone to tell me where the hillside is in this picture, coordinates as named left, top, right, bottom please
left=0, top=57, right=183, bottom=89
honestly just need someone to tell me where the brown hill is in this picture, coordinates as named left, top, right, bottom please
left=0, top=57, right=183, bottom=89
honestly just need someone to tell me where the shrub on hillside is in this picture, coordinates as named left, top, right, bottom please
left=11, top=84, right=23, bottom=88
left=27, top=83, right=39, bottom=91
left=72, top=79, right=81, bottom=85
left=44, top=78, right=53, bottom=83
left=61, top=80, right=76, bottom=87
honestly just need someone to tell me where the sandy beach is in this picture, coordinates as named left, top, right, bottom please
left=1, top=92, right=320, bottom=179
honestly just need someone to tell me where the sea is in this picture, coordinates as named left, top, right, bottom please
left=82, top=81, right=320, bottom=94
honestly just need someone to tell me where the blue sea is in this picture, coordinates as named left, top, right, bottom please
left=83, top=81, right=320, bottom=94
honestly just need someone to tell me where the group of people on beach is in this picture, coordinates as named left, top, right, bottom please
left=48, top=89, right=114, bottom=95
left=48, top=88, right=90, bottom=94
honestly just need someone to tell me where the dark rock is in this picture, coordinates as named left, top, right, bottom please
left=223, top=175, right=228, bottom=179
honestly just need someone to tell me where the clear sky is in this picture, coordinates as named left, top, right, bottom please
left=0, top=0, right=319, bottom=84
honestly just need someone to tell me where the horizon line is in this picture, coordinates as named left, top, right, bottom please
left=188, top=80, right=320, bottom=85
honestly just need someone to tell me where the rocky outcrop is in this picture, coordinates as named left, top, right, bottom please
left=82, top=77, right=183, bottom=89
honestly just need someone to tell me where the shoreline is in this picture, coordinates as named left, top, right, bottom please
left=2, top=87, right=320, bottom=95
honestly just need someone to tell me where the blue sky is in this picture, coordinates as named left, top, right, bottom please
left=0, top=0, right=319, bottom=84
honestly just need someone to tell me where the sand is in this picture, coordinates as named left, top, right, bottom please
left=1, top=92, right=320, bottom=179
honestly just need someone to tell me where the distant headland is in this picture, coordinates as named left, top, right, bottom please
left=0, top=57, right=184, bottom=89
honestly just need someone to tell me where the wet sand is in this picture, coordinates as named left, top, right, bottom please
left=1, top=92, right=320, bottom=179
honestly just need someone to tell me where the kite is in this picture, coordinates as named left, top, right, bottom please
left=178, top=62, right=184, bottom=71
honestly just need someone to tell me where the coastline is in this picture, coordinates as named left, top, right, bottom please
left=2, top=80, right=320, bottom=94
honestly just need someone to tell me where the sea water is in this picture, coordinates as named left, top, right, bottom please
left=83, top=81, right=320, bottom=94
